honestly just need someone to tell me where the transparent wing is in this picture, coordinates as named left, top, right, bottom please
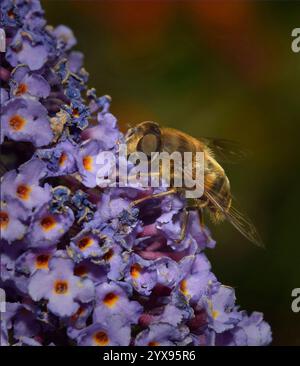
left=199, top=137, right=249, bottom=164
left=204, top=187, right=264, bottom=247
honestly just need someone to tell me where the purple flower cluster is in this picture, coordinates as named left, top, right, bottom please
left=0, top=0, right=272, bottom=346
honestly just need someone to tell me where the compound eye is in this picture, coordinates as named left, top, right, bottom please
left=138, top=133, right=159, bottom=156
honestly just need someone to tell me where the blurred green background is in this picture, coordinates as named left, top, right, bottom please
left=43, top=0, right=300, bottom=345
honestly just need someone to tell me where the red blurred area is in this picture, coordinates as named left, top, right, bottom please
left=73, top=0, right=171, bottom=49
left=190, top=1, right=275, bottom=85
left=73, top=0, right=277, bottom=86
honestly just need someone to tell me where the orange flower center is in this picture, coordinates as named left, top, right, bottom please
left=180, top=279, right=188, bottom=295
left=130, top=263, right=142, bottom=279
left=59, top=152, right=67, bottom=167
left=35, top=254, right=50, bottom=269
left=212, top=309, right=220, bottom=320
left=54, top=280, right=69, bottom=295
left=71, top=306, right=85, bottom=322
left=40, top=216, right=57, bottom=231
left=82, top=155, right=93, bottom=172
left=9, top=115, right=26, bottom=131
left=0, top=211, right=9, bottom=229
left=15, top=83, right=28, bottom=96
left=72, top=108, right=80, bottom=118
left=148, top=341, right=160, bottom=346
left=16, top=184, right=31, bottom=200
left=93, top=331, right=109, bottom=346
left=78, top=236, right=93, bottom=250
left=103, top=292, right=119, bottom=308
left=7, top=9, right=15, bottom=19
left=74, top=265, right=88, bottom=277
left=103, top=249, right=114, bottom=261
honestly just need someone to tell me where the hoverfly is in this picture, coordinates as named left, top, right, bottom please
left=125, top=121, right=263, bottom=247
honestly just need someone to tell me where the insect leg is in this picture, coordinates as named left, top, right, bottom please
left=198, top=207, right=213, bottom=243
left=198, top=207, right=205, bottom=228
left=130, top=188, right=178, bottom=207
left=174, top=199, right=199, bottom=243
left=175, top=209, right=190, bottom=243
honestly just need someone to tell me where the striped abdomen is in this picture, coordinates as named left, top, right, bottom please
left=203, top=156, right=232, bottom=221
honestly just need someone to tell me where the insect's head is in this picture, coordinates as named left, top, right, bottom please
left=125, top=121, right=162, bottom=157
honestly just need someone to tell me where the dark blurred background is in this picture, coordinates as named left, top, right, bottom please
left=42, top=0, right=300, bottom=345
